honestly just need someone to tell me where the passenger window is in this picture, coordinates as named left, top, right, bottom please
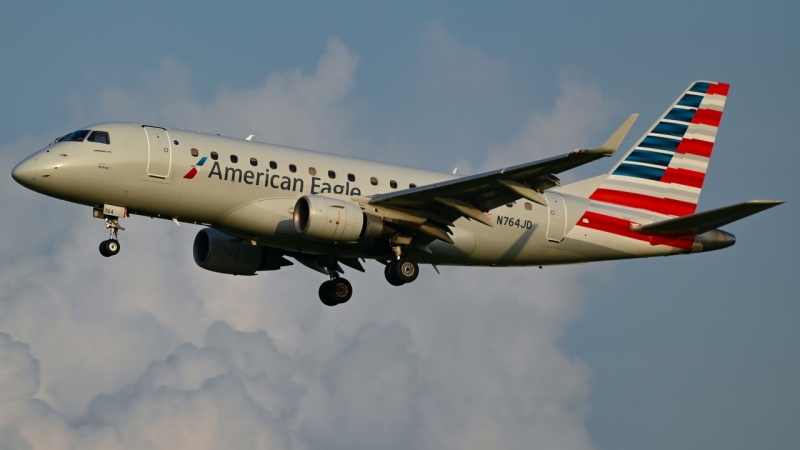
left=370, top=177, right=378, bottom=186
left=506, top=202, right=513, bottom=208
left=309, top=167, right=317, bottom=176
left=270, top=161, right=277, bottom=169
left=348, top=173, right=355, bottom=182
left=191, top=148, right=199, bottom=157
left=328, top=170, right=336, bottom=179
left=409, top=183, right=417, bottom=188
left=60, top=130, right=91, bottom=142
left=210, top=152, right=218, bottom=160
left=87, top=131, right=110, bottom=144
left=525, top=202, right=532, bottom=211
left=250, top=157, right=258, bottom=166
left=390, top=180, right=397, bottom=189
left=289, top=164, right=297, bottom=173
left=230, top=155, right=238, bottom=163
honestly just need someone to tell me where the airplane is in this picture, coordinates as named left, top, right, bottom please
left=11, top=81, right=782, bottom=306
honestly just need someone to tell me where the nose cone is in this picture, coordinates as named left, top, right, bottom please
left=11, top=156, right=37, bottom=189
left=12, top=157, right=37, bottom=188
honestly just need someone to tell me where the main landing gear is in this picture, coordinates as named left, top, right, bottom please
left=384, top=246, right=420, bottom=287
left=316, top=247, right=421, bottom=306
left=318, top=277, right=353, bottom=306
left=99, top=216, right=124, bottom=258
left=318, top=259, right=353, bottom=307
left=384, top=257, right=419, bottom=286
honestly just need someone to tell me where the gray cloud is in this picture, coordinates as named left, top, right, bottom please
left=0, top=33, right=610, bottom=449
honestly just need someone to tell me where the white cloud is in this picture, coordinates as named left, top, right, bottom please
left=89, top=38, right=362, bottom=154
left=483, top=72, right=614, bottom=171
left=0, top=34, right=609, bottom=449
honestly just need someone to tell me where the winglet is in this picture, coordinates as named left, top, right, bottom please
left=586, top=113, right=638, bottom=156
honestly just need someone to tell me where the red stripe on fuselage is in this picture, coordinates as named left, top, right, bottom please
left=183, top=168, right=198, bottom=179
left=589, top=189, right=697, bottom=216
left=576, top=211, right=695, bottom=250
left=691, top=109, right=723, bottom=127
left=676, top=139, right=714, bottom=158
left=706, top=83, right=730, bottom=96
left=661, top=167, right=706, bottom=188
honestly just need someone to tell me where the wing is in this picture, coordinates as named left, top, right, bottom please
left=365, top=115, right=638, bottom=237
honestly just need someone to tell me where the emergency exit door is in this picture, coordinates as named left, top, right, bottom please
left=545, top=192, right=567, bottom=242
left=145, top=127, right=171, bottom=178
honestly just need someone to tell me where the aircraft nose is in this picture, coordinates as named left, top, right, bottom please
left=12, top=157, right=36, bottom=186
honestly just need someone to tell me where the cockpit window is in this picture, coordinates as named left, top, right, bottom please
left=56, top=130, right=91, bottom=143
left=87, top=131, right=110, bottom=144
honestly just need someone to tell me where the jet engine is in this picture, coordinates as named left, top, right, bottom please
left=193, top=228, right=290, bottom=275
left=293, top=195, right=384, bottom=243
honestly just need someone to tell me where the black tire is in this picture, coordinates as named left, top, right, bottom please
left=329, top=278, right=353, bottom=304
left=99, top=241, right=111, bottom=257
left=384, top=261, right=405, bottom=286
left=318, top=281, right=338, bottom=306
left=105, top=239, right=120, bottom=256
left=393, top=257, right=419, bottom=284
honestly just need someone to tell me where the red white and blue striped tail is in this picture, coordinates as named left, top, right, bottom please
left=589, top=81, right=729, bottom=217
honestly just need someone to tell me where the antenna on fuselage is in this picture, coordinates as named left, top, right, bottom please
left=452, top=167, right=458, bottom=174
left=246, top=135, right=254, bottom=141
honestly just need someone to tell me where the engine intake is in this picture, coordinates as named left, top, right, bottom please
left=193, top=228, right=290, bottom=275
left=293, top=195, right=383, bottom=242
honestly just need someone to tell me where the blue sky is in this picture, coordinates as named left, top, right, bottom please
left=1, top=1, right=798, bottom=449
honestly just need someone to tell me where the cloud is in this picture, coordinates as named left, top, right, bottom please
left=88, top=37, right=362, bottom=154
left=0, top=33, right=608, bottom=449
left=483, top=71, right=615, bottom=171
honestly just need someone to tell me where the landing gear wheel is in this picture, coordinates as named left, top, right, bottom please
left=319, top=281, right=337, bottom=306
left=330, top=278, right=353, bottom=304
left=393, top=257, right=419, bottom=284
left=99, top=239, right=120, bottom=257
left=384, top=261, right=405, bottom=286
left=318, top=278, right=353, bottom=306
left=105, top=239, right=120, bottom=256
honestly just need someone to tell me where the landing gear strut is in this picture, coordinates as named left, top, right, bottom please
left=99, top=216, right=124, bottom=258
left=318, top=259, right=353, bottom=306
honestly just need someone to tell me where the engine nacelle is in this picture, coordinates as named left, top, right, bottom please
left=293, top=195, right=383, bottom=242
left=193, top=228, right=264, bottom=275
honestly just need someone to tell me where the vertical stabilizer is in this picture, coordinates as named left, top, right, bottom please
left=589, top=81, right=730, bottom=217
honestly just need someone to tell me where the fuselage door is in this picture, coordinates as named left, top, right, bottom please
left=144, top=126, right=171, bottom=178
left=545, top=192, right=567, bottom=242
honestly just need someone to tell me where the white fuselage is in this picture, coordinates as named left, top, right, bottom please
left=12, top=122, right=682, bottom=267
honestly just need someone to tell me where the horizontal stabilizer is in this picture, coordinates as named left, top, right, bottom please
left=632, top=200, right=783, bottom=236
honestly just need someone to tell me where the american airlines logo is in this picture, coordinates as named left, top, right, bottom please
left=185, top=159, right=363, bottom=196
left=183, top=156, right=207, bottom=179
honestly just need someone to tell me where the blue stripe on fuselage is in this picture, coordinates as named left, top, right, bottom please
left=665, top=108, right=696, bottom=123
left=626, top=149, right=674, bottom=167
left=640, top=136, right=680, bottom=152
left=652, top=122, right=688, bottom=137
left=613, top=163, right=666, bottom=181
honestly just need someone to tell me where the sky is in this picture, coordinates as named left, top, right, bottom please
left=1, top=1, right=799, bottom=449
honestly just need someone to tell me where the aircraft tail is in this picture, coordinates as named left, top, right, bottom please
left=589, top=81, right=730, bottom=217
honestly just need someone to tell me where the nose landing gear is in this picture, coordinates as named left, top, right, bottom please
left=99, top=215, right=124, bottom=258
left=99, top=239, right=120, bottom=257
